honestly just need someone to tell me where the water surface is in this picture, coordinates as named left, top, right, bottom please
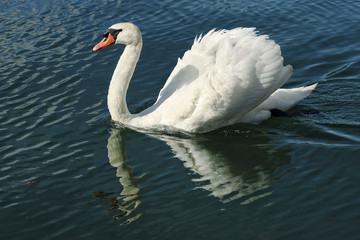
left=1, top=0, right=360, bottom=239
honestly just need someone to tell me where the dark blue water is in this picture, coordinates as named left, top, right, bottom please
left=1, top=0, right=360, bottom=239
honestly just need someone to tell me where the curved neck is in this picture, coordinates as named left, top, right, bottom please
left=107, top=42, right=142, bottom=123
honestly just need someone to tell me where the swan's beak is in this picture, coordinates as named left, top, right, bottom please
left=93, top=33, right=115, bottom=51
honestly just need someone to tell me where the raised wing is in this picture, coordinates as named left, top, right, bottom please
left=140, top=28, right=292, bottom=132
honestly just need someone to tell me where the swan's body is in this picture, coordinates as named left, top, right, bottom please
left=93, top=22, right=317, bottom=133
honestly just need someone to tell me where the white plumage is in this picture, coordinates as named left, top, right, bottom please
left=93, top=23, right=317, bottom=133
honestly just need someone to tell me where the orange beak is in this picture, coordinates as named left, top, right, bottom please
left=93, top=33, right=115, bottom=51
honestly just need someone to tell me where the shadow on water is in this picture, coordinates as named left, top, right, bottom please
left=95, top=124, right=291, bottom=224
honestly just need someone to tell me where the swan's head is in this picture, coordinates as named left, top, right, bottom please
left=93, top=22, right=142, bottom=51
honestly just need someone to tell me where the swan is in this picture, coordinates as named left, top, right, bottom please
left=93, top=22, right=317, bottom=133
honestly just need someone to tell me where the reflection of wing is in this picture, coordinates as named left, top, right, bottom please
left=106, top=128, right=142, bottom=224
left=158, top=133, right=290, bottom=204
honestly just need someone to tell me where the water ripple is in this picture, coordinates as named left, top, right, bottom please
left=1, top=0, right=360, bottom=239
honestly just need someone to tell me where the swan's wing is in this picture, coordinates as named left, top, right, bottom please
left=150, top=28, right=293, bottom=132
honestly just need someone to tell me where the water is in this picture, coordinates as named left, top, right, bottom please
left=1, top=0, right=360, bottom=239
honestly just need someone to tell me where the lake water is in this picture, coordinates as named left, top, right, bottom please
left=1, top=0, right=360, bottom=239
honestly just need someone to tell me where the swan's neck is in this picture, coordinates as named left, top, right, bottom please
left=107, top=42, right=142, bottom=123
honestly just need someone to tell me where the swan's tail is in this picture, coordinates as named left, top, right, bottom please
left=259, top=82, right=318, bottom=111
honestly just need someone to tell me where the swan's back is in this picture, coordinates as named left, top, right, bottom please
left=132, top=27, right=293, bottom=133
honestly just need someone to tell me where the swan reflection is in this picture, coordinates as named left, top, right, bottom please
left=94, top=128, right=142, bottom=225
left=156, top=132, right=290, bottom=203
left=99, top=126, right=290, bottom=223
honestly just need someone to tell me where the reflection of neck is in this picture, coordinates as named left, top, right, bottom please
left=107, top=129, right=127, bottom=168
left=107, top=43, right=142, bottom=123
left=107, top=129, right=142, bottom=224
left=107, top=129, right=140, bottom=199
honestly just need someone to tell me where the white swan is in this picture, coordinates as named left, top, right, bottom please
left=93, top=22, right=317, bottom=133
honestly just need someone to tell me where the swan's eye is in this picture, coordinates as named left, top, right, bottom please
left=103, top=29, right=122, bottom=40
left=112, top=29, right=122, bottom=39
